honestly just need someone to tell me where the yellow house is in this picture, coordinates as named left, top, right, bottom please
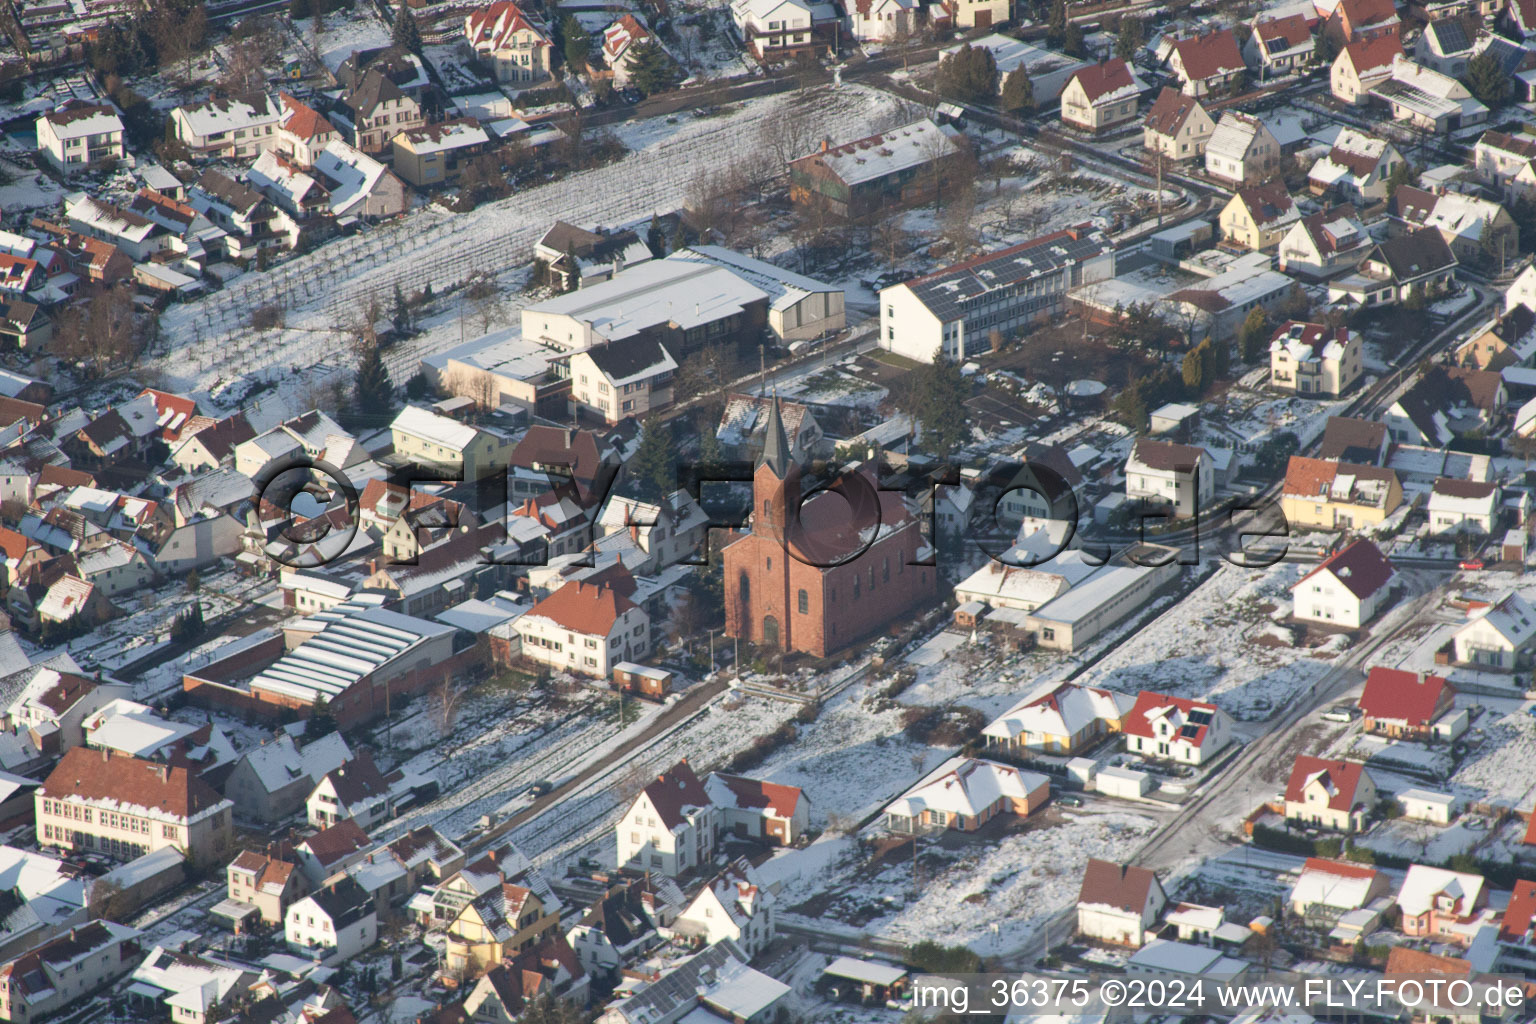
left=1284, top=756, right=1377, bottom=832
left=1454, top=306, right=1536, bottom=372
left=981, top=682, right=1135, bottom=754
left=1280, top=455, right=1402, bottom=531
left=388, top=405, right=513, bottom=480
left=1059, top=59, right=1143, bottom=133
left=1220, top=182, right=1298, bottom=251
left=445, top=883, right=559, bottom=975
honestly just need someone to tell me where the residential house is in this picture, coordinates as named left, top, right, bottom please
left=6, top=670, right=126, bottom=751
left=1427, top=477, right=1500, bottom=535
left=225, top=850, right=305, bottom=926
left=462, top=941, right=587, bottom=1020
left=464, top=1, right=554, bottom=84
left=883, top=756, right=1050, bottom=832
left=1451, top=592, right=1536, bottom=669
left=1415, top=15, right=1479, bottom=75
left=981, top=682, right=1134, bottom=755
left=188, top=170, right=299, bottom=259
left=532, top=222, right=652, bottom=291
left=603, top=14, right=653, bottom=84
left=232, top=410, right=354, bottom=480
left=1269, top=321, right=1364, bottom=395
left=1331, top=35, right=1404, bottom=104
left=515, top=576, right=650, bottom=678
left=1372, top=59, right=1488, bottom=133
left=565, top=880, right=663, bottom=977
left=1125, top=439, right=1214, bottom=517
left=1076, top=859, right=1167, bottom=947
left=671, top=858, right=775, bottom=956
left=35, top=102, right=124, bottom=175
left=938, top=0, right=1010, bottom=29
left=312, top=139, right=409, bottom=220
left=1390, top=186, right=1517, bottom=267
left=285, top=876, right=376, bottom=963
left=125, top=946, right=257, bottom=1024
left=36, top=576, right=114, bottom=629
left=788, top=119, right=962, bottom=219
left=1288, top=858, right=1389, bottom=921
left=1307, top=129, right=1403, bottom=204
left=307, top=751, right=396, bottom=831
left=615, top=761, right=716, bottom=878
left=1278, top=205, right=1373, bottom=280
left=293, top=820, right=372, bottom=887
left=1358, top=668, right=1455, bottom=738
left=1329, top=227, right=1458, bottom=308
left=846, top=0, right=918, bottom=43
left=1142, top=88, right=1215, bottom=161
left=1059, top=59, right=1144, bottom=132
left=705, top=772, right=809, bottom=845
left=1397, top=864, right=1486, bottom=942
left=1120, top=691, right=1233, bottom=765
left=275, top=92, right=339, bottom=169
left=731, top=0, right=820, bottom=62
left=1284, top=756, right=1377, bottom=831
left=1219, top=182, right=1298, bottom=250
left=171, top=94, right=281, bottom=160
left=1456, top=306, right=1536, bottom=371
left=1474, top=130, right=1536, bottom=201
left=337, top=70, right=424, bottom=154
left=1280, top=456, right=1401, bottom=530
left=1243, top=14, right=1314, bottom=76
left=1205, top=112, right=1282, bottom=186
left=567, top=339, right=677, bottom=424
left=0, top=921, right=140, bottom=1024
left=36, top=748, right=233, bottom=862
left=1290, top=538, right=1395, bottom=628
left=444, top=882, right=558, bottom=975
left=390, top=120, right=491, bottom=189
left=389, top=405, right=513, bottom=480
left=1325, top=0, right=1400, bottom=45
left=1168, top=30, right=1246, bottom=96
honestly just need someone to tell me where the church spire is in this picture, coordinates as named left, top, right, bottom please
left=761, top=396, right=790, bottom=478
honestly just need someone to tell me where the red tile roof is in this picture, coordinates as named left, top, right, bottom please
left=1502, top=879, right=1536, bottom=940
left=1358, top=668, right=1451, bottom=726
left=301, top=819, right=371, bottom=866
left=279, top=92, right=335, bottom=142
left=1120, top=691, right=1220, bottom=747
left=1301, top=856, right=1379, bottom=881
left=42, top=747, right=226, bottom=819
left=641, top=760, right=710, bottom=830
left=713, top=772, right=804, bottom=818
left=1144, top=87, right=1204, bottom=136
left=526, top=578, right=638, bottom=637
left=1070, top=58, right=1136, bottom=102
left=1172, top=29, right=1245, bottom=82
left=1077, top=858, right=1161, bottom=914
left=1342, top=33, right=1404, bottom=73
left=1294, top=538, right=1394, bottom=600
left=1285, top=756, right=1370, bottom=812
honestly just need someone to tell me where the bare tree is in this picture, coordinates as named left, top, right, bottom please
left=434, top=677, right=462, bottom=737
left=941, top=182, right=978, bottom=255
left=153, top=2, right=208, bottom=82
left=874, top=217, right=910, bottom=270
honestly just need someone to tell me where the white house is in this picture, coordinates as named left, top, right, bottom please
left=1120, top=691, right=1233, bottom=765
left=1290, top=538, right=1395, bottom=628
left=515, top=578, right=649, bottom=678
left=1372, top=58, right=1488, bottom=133
left=1125, top=439, right=1214, bottom=517
left=615, top=760, right=717, bottom=878
left=1474, top=130, right=1536, bottom=202
left=1288, top=857, right=1388, bottom=918
left=285, top=877, right=377, bottom=963
left=1307, top=129, right=1403, bottom=204
left=1427, top=477, right=1498, bottom=534
left=602, top=14, right=653, bottom=85
left=730, top=0, right=817, bottom=62
left=171, top=94, right=281, bottom=160
left=1076, top=858, right=1167, bottom=947
left=463, top=0, right=553, bottom=84
left=1269, top=320, right=1364, bottom=395
left=35, top=102, right=125, bottom=175
left=670, top=858, right=775, bottom=956
left=1452, top=592, right=1536, bottom=670
left=307, top=752, right=395, bottom=831
left=1285, top=756, right=1378, bottom=832
left=1204, top=112, right=1282, bottom=186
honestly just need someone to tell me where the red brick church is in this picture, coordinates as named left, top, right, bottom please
left=722, top=399, right=936, bottom=658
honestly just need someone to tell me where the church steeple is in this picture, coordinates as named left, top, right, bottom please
left=761, top=396, right=790, bottom=478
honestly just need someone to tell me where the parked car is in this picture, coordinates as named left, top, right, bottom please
left=1057, top=794, right=1084, bottom=807
left=530, top=779, right=555, bottom=797
left=1459, top=558, right=1485, bottom=571
left=1321, top=705, right=1357, bottom=723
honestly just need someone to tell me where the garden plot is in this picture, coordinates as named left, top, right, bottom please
left=1443, top=699, right=1536, bottom=812
left=1200, top=386, right=1351, bottom=459
left=1075, top=562, right=1333, bottom=721
left=787, top=806, right=1163, bottom=956
left=150, top=84, right=907, bottom=394
left=314, top=8, right=393, bottom=71
left=1358, top=814, right=1501, bottom=863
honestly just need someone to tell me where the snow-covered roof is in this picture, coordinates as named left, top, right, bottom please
left=525, top=258, right=769, bottom=344
left=886, top=756, right=1048, bottom=820
left=1397, top=864, right=1484, bottom=917
left=313, top=139, right=388, bottom=218
left=390, top=405, right=480, bottom=453
left=174, top=94, right=279, bottom=139
left=791, top=118, right=961, bottom=188
left=1457, top=591, right=1536, bottom=647
left=668, top=246, right=840, bottom=313
left=237, top=731, right=351, bottom=794
left=249, top=600, right=454, bottom=706
left=39, top=102, right=123, bottom=141
left=983, top=682, right=1135, bottom=743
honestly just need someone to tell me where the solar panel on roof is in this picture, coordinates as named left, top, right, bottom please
left=1187, top=709, right=1214, bottom=725
left=1180, top=724, right=1201, bottom=738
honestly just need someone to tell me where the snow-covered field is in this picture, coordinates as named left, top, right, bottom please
left=149, top=84, right=910, bottom=394
left=1075, top=562, right=1335, bottom=721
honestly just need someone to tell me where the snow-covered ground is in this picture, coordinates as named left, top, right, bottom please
left=1075, top=562, right=1334, bottom=721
